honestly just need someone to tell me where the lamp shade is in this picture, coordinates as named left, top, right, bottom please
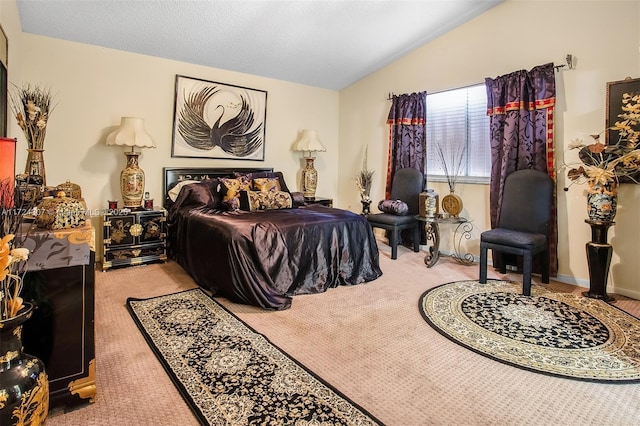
left=293, top=130, right=326, bottom=153
left=106, top=117, right=156, bottom=149
left=0, top=137, right=16, bottom=208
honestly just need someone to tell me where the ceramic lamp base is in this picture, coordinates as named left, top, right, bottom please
left=121, top=151, right=145, bottom=208
left=302, top=157, right=318, bottom=199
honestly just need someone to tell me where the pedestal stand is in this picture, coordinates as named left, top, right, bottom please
left=583, top=219, right=614, bottom=302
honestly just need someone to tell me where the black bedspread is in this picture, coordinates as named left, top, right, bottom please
left=169, top=202, right=382, bottom=310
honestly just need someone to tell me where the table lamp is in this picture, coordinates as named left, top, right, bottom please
left=106, top=117, right=155, bottom=208
left=0, top=137, right=16, bottom=208
left=293, top=130, right=326, bottom=199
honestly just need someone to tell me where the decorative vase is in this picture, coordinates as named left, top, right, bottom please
left=121, top=151, right=145, bottom=208
left=0, top=303, right=49, bottom=426
left=419, top=189, right=440, bottom=218
left=360, top=199, right=371, bottom=215
left=587, top=182, right=618, bottom=222
left=441, top=191, right=463, bottom=217
left=25, top=149, right=46, bottom=186
left=301, top=157, right=318, bottom=199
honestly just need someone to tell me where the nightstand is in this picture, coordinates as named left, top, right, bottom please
left=304, top=197, right=333, bottom=207
left=102, top=207, right=167, bottom=271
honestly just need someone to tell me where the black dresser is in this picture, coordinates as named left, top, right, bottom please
left=21, top=223, right=96, bottom=410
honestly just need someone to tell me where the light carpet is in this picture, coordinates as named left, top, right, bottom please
left=45, top=243, right=640, bottom=425
left=127, top=288, right=381, bottom=425
left=419, top=279, right=640, bottom=383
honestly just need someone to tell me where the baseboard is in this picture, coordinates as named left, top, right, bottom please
left=608, top=286, right=640, bottom=300
left=544, top=274, right=640, bottom=299
left=421, top=247, right=639, bottom=300
left=552, top=273, right=589, bottom=288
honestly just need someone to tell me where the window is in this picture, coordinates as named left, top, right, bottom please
left=426, top=84, right=490, bottom=184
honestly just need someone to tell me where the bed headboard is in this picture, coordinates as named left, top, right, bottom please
left=163, top=167, right=274, bottom=207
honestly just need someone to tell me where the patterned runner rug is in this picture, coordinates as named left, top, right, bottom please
left=419, top=280, right=640, bottom=383
left=127, top=288, right=381, bottom=425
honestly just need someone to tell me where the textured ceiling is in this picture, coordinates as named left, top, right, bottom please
left=16, top=0, right=502, bottom=90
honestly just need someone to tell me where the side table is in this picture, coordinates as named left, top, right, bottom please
left=583, top=219, right=614, bottom=301
left=304, top=197, right=333, bottom=207
left=416, top=215, right=475, bottom=267
left=102, top=207, right=167, bottom=271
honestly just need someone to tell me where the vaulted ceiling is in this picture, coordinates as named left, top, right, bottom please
left=16, top=0, right=503, bottom=90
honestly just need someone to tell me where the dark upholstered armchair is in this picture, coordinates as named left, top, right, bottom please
left=367, top=168, right=423, bottom=260
left=479, top=169, right=554, bottom=296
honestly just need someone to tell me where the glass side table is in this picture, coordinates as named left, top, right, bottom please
left=415, top=215, right=475, bottom=268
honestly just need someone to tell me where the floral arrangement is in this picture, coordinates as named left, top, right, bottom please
left=1, top=234, right=29, bottom=319
left=0, top=178, right=30, bottom=320
left=9, top=83, right=56, bottom=150
left=355, top=146, right=374, bottom=202
left=564, top=92, right=640, bottom=191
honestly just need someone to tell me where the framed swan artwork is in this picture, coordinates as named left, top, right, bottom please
left=171, top=75, right=267, bottom=161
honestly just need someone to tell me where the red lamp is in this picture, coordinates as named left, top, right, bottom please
left=0, top=137, right=16, bottom=208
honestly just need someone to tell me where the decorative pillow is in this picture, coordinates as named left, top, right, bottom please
left=168, top=180, right=199, bottom=202
left=169, top=178, right=223, bottom=209
left=253, top=177, right=281, bottom=192
left=220, top=176, right=252, bottom=210
left=199, top=178, right=222, bottom=197
left=173, top=183, right=216, bottom=209
left=235, top=171, right=290, bottom=193
left=239, top=190, right=293, bottom=211
left=378, top=199, right=409, bottom=215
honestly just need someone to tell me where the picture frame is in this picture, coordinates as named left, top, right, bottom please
left=605, top=76, right=640, bottom=145
left=171, top=75, right=267, bottom=161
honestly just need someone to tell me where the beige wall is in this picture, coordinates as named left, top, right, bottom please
left=3, top=0, right=640, bottom=298
left=338, top=0, right=640, bottom=298
left=1, top=0, right=338, bottom=228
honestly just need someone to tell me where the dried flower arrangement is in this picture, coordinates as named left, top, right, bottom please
left=564, top=92, right=640, bottom=190
left=355, top=146, right=374, bottom=202
left=9, top=83, right=56, bottom=150
left=0, top=178, right=32, bottom=320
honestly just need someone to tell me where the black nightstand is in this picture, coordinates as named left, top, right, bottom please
left=102, top=207, right=167, bottom=271
left=304, top=197, right=333, bottom=207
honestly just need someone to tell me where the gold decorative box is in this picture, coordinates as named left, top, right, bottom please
left=56, top=180, right=83, bottom=200
left=35, top=192, right=87, bottom=230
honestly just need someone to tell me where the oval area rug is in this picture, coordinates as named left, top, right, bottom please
left=419, top=279, right=640, bottom=383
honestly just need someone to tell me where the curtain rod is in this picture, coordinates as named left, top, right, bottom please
left=555, top=54, right=575, bottom=71
left=387, top=81, right=484, bottom=100
left=388, top=55, right=574, bottom=100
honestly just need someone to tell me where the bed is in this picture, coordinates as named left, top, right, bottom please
left=163, top=167, right=382, bottom=310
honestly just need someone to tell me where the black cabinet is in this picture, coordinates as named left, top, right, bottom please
left=102, top=208, right=167, bottom=271
left=20, top=224, right=96, bottom=410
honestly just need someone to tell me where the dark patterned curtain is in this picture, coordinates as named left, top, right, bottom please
left=485, top=63, right=558, bottom=276
left=385, top=92, right=427, bottom=198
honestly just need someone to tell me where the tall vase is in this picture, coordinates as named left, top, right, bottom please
left=360, top=199, right=371, bottom=216
left=0, top=303, right=49, bottom=426
left=301, top=157, right=318, bottom=199
left=587, top=182, right=618, bottom=222
left=24, top=149, right=46, bottom=186
left=121, top=151, right=145, bottom=208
